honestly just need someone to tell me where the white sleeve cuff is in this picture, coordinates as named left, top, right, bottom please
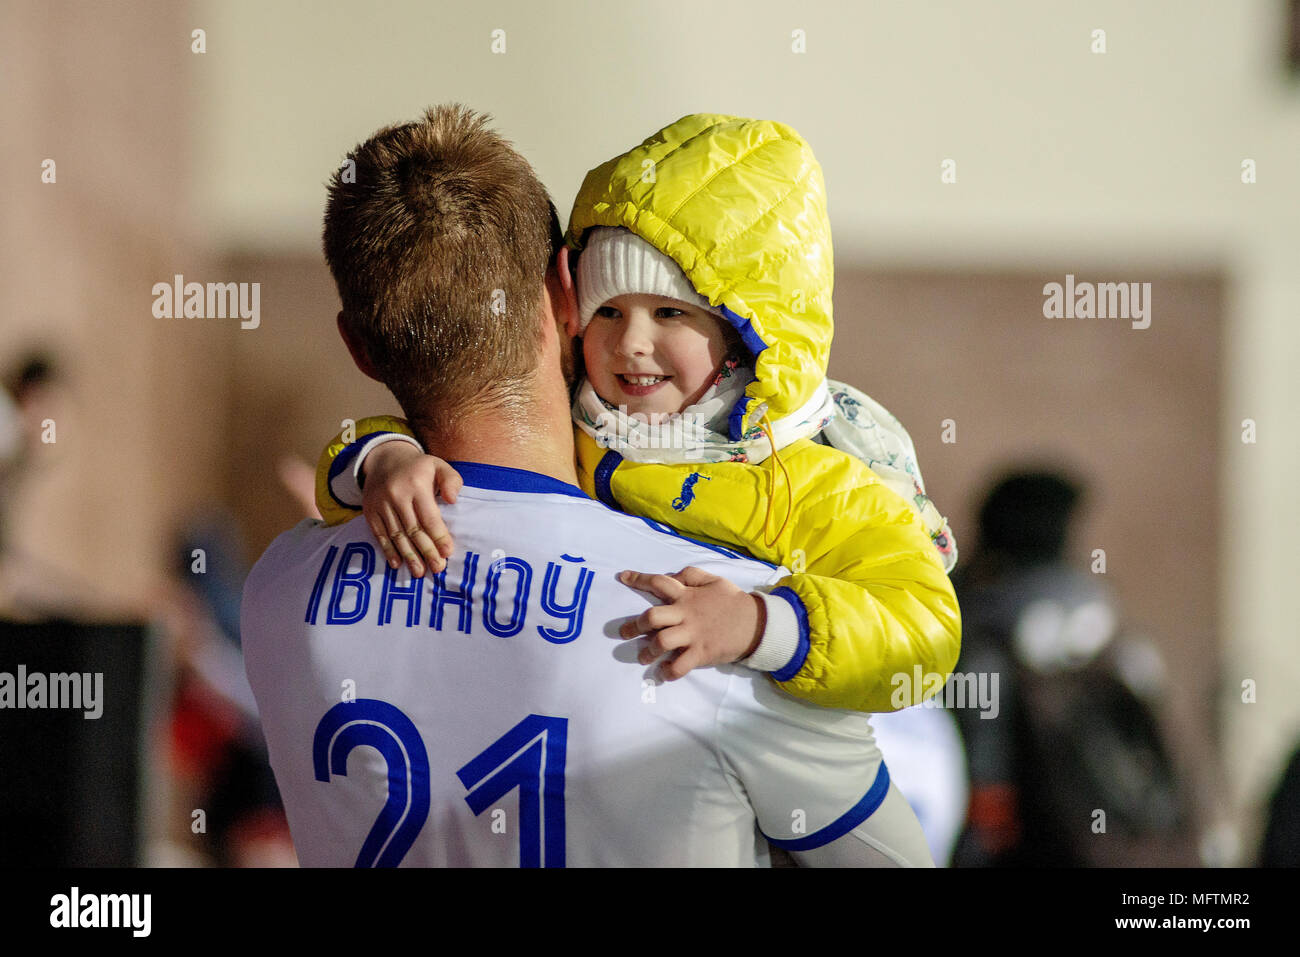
left=329, top=432, right=424, bottom=507
left=738, top=591, right=802, bottom=675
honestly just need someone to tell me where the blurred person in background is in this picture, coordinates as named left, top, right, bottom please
left=157, top=457, right=320, bottom=866
left=1, top=347, right=298, bottom=866
left=1259, top=740, right=1300, bottom=866
left=0, top=350, right=87, bottom=621
left=950, top=469, right=1195, bottom=866
left=160, top=515, right=296, bottom=867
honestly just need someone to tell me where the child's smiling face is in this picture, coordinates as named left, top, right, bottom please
left=582, top=293, right=733, bottom=420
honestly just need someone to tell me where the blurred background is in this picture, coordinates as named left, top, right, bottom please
left=1, top=0, right=1297, bottom=866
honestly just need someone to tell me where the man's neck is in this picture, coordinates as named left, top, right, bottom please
left=416, top=378, right=578, bottom=488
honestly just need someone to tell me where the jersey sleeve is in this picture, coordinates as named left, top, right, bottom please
left=314, top=414, right=419, bottom=526
left=769, top=472, right=962, bottom=712
left=715, top=670, right=893, bottom=854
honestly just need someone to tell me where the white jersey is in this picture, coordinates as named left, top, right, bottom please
left=242, top=462, right=884, bottom=867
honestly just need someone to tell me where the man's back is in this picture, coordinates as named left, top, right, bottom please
left=242, top=462, right=883, bottom=867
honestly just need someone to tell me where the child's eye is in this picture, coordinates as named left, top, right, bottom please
left=654, top=307, right=685, bottom=319
left=595, top=305, right=621, bottom=319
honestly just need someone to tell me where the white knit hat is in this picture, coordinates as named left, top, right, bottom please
left=575, top=227, right=724, bottom=332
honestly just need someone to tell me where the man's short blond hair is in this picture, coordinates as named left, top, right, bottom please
left=323, top=104, right=562, bottom=437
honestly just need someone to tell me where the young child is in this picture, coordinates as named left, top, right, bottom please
left=317, top=113, right=960, bottom=713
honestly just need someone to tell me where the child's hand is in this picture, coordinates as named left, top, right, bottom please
left=362, top=442, right=463, bottom=578
left=616, top=567, right=766, bottom=680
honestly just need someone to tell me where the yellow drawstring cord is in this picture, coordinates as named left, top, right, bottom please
left=760, top=412, right=794, bottom=548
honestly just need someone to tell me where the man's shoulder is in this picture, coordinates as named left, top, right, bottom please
left=599, top=506, right=773, bottom=567
left=249, top=515, right=350, bottom=565
left=456, top=481, right=780, bottom=573
left=243, top=517, right=359, bottom=606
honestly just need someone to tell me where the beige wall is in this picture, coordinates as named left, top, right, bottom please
left=1, top=1, right=228, bottom=614
left=831, top=266, right=1227, bottom=839
left=221, top=252, right=399, bottom=561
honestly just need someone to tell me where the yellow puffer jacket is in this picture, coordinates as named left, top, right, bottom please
left=566, top=114, right=959, bottom=709
left=315, top=113, right=960, bottom=711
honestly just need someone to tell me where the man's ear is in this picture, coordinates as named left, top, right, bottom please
left=553, top=245, right=581, bottom=339
left=337, top=311, right=383, bottom=382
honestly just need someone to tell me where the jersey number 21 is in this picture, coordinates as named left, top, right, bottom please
left=312, top=699, right=568, bottom=867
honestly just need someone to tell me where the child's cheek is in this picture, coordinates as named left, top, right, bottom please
left=582, top=331, right=609, bottom=378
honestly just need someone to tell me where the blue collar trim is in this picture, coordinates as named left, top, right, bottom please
left=446, top=461, right=588, bottom=499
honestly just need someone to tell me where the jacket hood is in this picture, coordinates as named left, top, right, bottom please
left=566, top=113, right=833, bottom=439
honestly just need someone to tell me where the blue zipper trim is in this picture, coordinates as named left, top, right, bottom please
left=719, top=305, right=768, bottom=441
left=593, top=450, right=623, bottom=511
